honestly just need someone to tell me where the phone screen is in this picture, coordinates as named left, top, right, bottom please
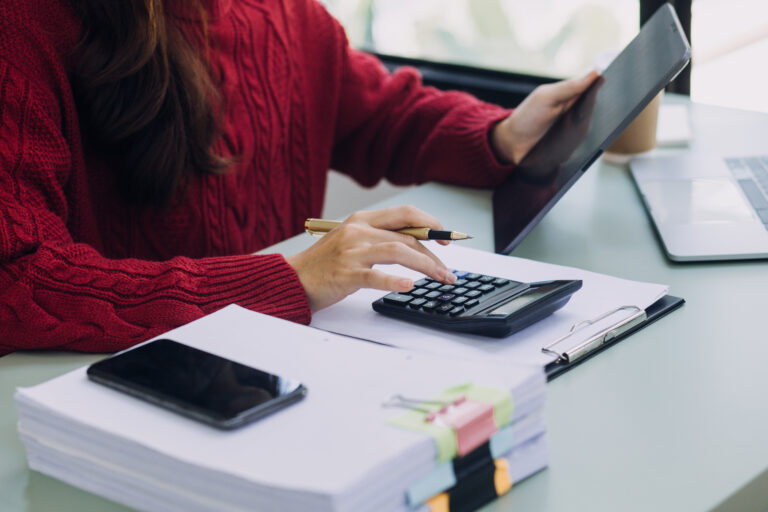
left=87, top=339, right=306, bottom=429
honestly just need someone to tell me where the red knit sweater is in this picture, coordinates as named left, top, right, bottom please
left=0, top=0, right=514, bottom=355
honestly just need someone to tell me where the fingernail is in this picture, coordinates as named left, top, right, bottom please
left=444, top=270, right=456, bottom=283
left=399, top=278, right=413, bottom=290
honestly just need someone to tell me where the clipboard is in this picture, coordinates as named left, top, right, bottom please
left=544, top=295, right=685, bottom=381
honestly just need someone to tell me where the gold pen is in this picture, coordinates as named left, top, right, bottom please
left=304, top=218, right=473, bottom=241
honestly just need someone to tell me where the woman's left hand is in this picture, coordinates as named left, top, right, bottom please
left=491, top=70, right=601, bottom=164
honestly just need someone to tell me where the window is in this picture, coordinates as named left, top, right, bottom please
left=322, top=0, right=639, bottom=80
left=690, top=0, right=768, bottom=113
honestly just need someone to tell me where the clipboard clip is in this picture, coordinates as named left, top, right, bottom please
left=541, top=305, right=647, bottom=364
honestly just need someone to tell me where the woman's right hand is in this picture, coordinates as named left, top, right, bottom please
left=286, top=206, right=457, bottom=312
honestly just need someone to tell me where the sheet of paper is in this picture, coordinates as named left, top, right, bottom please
left=657, top=104, right=692, bottom=147
left=311, top=245, right=669, bottom=366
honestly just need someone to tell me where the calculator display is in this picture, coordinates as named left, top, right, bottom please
left=488, top=282, right=563, bottom=316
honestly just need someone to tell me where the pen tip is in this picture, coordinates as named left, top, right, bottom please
left=450, top=232, right=473, bottom=240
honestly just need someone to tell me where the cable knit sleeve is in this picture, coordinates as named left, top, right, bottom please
left=0, top=60, right=311, bottom=356
left=326, top=15, right=516, bottom=188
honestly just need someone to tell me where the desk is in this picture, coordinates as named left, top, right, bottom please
left=2, top=97, right=767, bottom=511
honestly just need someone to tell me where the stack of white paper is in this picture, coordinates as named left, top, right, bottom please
left=16, top=305, right=548, bottom=512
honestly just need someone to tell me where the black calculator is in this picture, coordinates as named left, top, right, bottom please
left=372, top=271, right=582, bottom=337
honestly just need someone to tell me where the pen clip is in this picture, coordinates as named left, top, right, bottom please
left=541, top=305, right=647, bottom=364
left=304, top=218, right=340, bottom=236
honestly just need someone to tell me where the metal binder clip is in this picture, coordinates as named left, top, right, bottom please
left=541, top=305, right=647, bottom=364
left=382, top=394, right=466, bottom=417
left=383, top=394, right=498, bottom=456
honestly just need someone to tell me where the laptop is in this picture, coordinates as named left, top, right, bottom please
left=630, top=154, right=768, bottom=261
left=492, top=4, right=691, bottom=254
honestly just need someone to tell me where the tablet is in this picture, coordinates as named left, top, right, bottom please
left=492, top=3, right=691, bottom=254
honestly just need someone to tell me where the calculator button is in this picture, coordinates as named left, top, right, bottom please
left=454, top=279, right=468, bottom=286
left=464, top=281, right=481, bottom=289
left=492, top=278, right=510, bottom=286
left=409, top=298, right=427, bottom=308
left=449, top=306, right=464, bottom=316
left=425, top=282, right=442, bottom=290
left=383, top=293, right=412, bottom=306
left=452, top=270, right=470, bottom=278
left=438, top=284, right=455, bottom=292
left=465, top=299, right=480, bottom=308
left=437, top=293, right=456, bottom=302
left=465, top=273, right=482, bottom=280
left=452, top=287, right=468, bottom=295
left=435, top=303, right=454, bottom=314
left=478, top=284, right=495, bottom=293
left=411, top=288, right=429, bottom=297
left=414, top=278, right=431, bottom=287
left=426, top=291, right=442, bottom=299
left=452, top=296, right=469, bottom=305
left=478, top=275, right=495, bottom=283
left=465, top=290, right=482, bottom=299
left=422, top=300, right=440, bottom=310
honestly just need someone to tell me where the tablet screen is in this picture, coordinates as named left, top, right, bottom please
left=492, top=4, right=690, bottom=254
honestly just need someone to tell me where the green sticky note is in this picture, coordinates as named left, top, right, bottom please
left=389, top=409, right=457, bottom=463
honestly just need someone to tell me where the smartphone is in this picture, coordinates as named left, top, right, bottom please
left=87, top=339, right=307, bottom=429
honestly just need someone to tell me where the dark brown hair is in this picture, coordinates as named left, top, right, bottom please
left=70, top=0, right=228, bottom=206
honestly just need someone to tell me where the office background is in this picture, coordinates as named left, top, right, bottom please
left=319, top=0, right=768, bottom=219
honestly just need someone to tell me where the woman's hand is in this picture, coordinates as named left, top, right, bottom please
left=491, top=70, right=601, bottom=164
left=286, top=206, right=456, bottom=312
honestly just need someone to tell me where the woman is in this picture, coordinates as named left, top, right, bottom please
left=0, top=0, right=598, bottom=354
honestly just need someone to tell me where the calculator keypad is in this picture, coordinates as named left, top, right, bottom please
left=380, top=270, right=522, bottom=317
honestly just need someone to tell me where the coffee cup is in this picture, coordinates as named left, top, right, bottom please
left=604, top=91, right=663, bottom=163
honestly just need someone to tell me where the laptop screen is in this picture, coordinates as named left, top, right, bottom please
left=492, top=4, right=690, bottom=254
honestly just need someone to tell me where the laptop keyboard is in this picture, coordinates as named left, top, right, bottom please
left=725, top=156, right=768, bottom=228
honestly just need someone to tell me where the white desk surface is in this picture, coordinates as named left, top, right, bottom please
left=2, top=96, right=767, bottom=511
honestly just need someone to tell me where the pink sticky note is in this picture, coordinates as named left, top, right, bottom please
left=437, top=400, right=497, bottom=456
